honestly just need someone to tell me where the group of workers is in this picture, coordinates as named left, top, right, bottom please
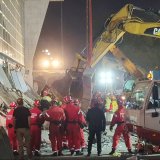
left=6, top=95, right=86, bottom=160
left=88, top=91, right=132, bottom=156
left=5, top=90, right=133, bottom=160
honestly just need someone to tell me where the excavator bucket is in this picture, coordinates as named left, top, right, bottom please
left=52, top=67, right=92, bottom=111
left=68, top=67, right=84, bottom=99
left=0, top=127, right=14, bottom=159
left=52, top=67, right=84, bottom=100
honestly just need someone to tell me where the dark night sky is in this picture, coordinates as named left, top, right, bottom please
left=35, top=0, right=160, bottom=70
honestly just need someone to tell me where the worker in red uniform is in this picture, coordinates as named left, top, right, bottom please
left=60, top=96, right=70, bottom=149
left=30, top=100, right=44, bottom=156
left=6, top=102, right=19, bottom=156
left=74, top=99, right=86, bottom=151
left=44, top=100, right=66, bottom=156
left=64, top=96, right=84, bottom=156
left=109, top=99, right=132, bottom=155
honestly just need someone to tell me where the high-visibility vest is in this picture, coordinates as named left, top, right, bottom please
left=105, top=97, right=111, bottom=111
left=111, top=100, right=118, bottom=112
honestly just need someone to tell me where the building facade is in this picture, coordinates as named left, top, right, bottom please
left=0, top=0, right=24, bottom=66
left=0, top=0, right=62, bottom=87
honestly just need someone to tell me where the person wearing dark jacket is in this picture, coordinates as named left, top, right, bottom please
left=13, top=98, right=32, bottom=160
left=86, top=102, right=106, bottom=157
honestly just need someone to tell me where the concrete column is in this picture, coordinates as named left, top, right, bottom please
left=24, top=0, right=50, bottom=87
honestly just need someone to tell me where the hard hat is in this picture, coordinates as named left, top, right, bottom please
left=63, top=96, right=72, bottom=103
left=111, top=95, right=116, bottom=100
left=56, top=101, right=62, bottom=106
left=10, top=102, right=16, bottom=108
left=34, top=100, right=40, bottom=106
left=67, top=96, right=72, bottom=101
left=63, top=96, right=68, bottom=103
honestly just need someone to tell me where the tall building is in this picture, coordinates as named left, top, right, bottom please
left=0, top=0, right=62, bottom=87
left=0, top=0, right=24, bottom=66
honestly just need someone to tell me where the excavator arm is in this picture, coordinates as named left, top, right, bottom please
left=52, top=4, right=160, bottom=110
left=91, top=4, right=160, bottom=67
left=110, top=45, right=145, bottom=79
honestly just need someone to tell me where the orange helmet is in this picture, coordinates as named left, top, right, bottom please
left=10, top=102, right=16, bottom=108
left=34, top=100, right=40, bottom=107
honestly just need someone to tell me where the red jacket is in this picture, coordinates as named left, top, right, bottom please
left=111, top=107, right=125, bottom=126
left=45, top=106, right=66, bottom=122
left=30, top=107, right=44, bottom=126
left=6, top=109, right=14, bottom=129
left=64, top=103, right=83, bottom=124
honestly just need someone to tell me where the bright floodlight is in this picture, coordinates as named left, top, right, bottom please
left=99, top=72, right=106, bottom=78
left=99, top=78, right=106, bottom=84
left=52, top=59, right=60, bottom=68
left=106, top=77, right=112, bottom=83
left=47, top=52, right=51, bottom=56
left=99, top=71, right=113, bottom=83
left=106, top=71, right=112, bottom=78
left=105, top=71, right=112, bottom=83
left=42, top=60, right=49, bottom=68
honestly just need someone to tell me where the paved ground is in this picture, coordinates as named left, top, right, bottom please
left=13, top=126, right=139, bottom=160
left=13, top=154, right=160, bottom=160
left=9, top=126, right=160, bottom=160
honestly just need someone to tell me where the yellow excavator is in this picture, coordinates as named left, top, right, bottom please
left=52, top=4, right=160, bottom=110
left=91, top=4, right=160, bottom=67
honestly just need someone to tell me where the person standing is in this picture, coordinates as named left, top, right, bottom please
left=109, top=99, right=132, bottom=155
left=44, top=100, right=66, bottom=156
left=86, top=101, right=106, bottom=157
left=6, top=102, right=18, bottom=156
left=13, top=98, right=32, bottom=160
left=30, top=100, right=44, bottom=156
left=64, top=96, right=84, bottom=156
left=74, top=99, right=87, bottom=151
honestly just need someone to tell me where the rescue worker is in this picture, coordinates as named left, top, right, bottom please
left=105, top=94, right=118, bottom=123
left=6, top=102, right=18, bottom=156
left=40, top=93, right=52, bottom=111
left=105, top=94, right=111, bottom=111
left=64, top=96, right=84, bottom=155
left=74, top=99, right=87, bottom=151
left=30, top=100, right=44, bottom=156
left=110, top=95, right=118, bottom=112
left=109, top=99, right=132, bottom=155
left=60, top=96, right=69, bottom=149
left=86, top=101, right=106, bottom=157
left=44, top=100, right=66, bottom=156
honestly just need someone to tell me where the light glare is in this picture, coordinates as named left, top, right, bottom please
left=52, top=59, right=60, bottom=68
left=42, top=60, right=49, bottom=68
